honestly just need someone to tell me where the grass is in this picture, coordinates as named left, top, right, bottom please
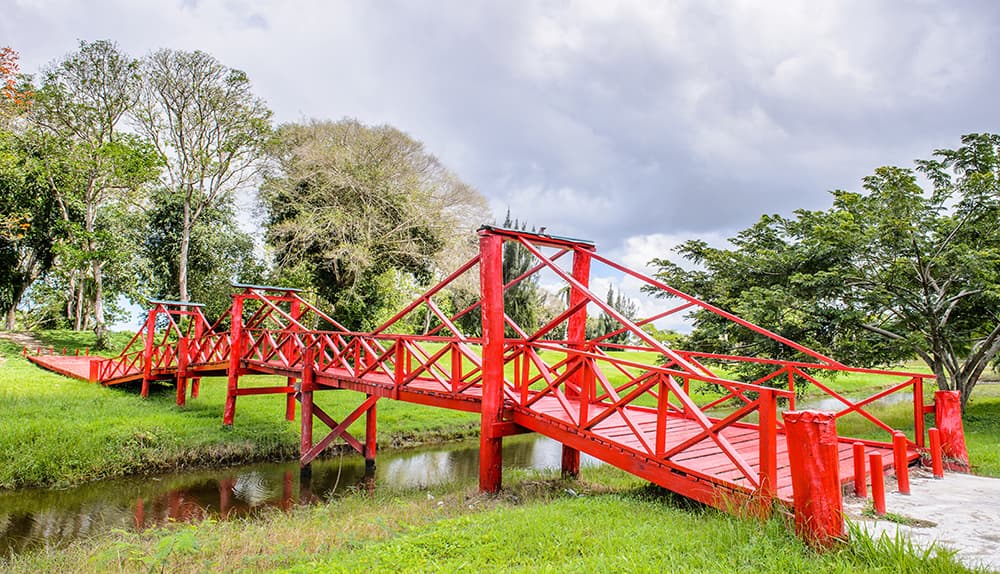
left=0, top=332, right=477, bottom=489
left=0, top=466, right=980, bottom=573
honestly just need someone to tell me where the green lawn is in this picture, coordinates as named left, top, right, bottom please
left=1, top=466, right=978, bottom=573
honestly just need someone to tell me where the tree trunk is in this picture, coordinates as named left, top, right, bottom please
left=74, top=278, right=85, bottom=331
left=5, top=305, right=15, bottom=331
left=179, top=200, right=191, bottom=303
left=93, top=260, right=106, bottom=349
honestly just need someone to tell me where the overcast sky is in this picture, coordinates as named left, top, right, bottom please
left=4, top=0, right=1000, bottom=326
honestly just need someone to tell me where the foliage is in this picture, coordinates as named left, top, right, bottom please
left=30, top=40, right=162, bottom=344
left=260, top=119, right=487, bottom=330
left=650, top=134, right=1000, bottom=409
left=0, top=130, right=64, bottom=329
left=500, top=212, right=544, bottom=338
left=598, top=283, right=638, bottom=346
left=142, top=188, right=265, bottom=321
left=133, top=48, right=272, bottom=304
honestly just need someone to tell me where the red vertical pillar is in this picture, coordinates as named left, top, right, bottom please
left=928, top=427, right=944, bottom=478
left=89, top=358, right=100, bottom=383
left=562, top=247, right=592, bottom=478
left=852, top=442, right=867, bottom=498
left=223, top=296, right=244, bottom=426
left=892, top=431, right=911, bottom=494
left=300, top=347, right=315, bottom=465
left=365, top=396, right=377, bottom=471
left=782, top=411, right=844, bottom=548
left=141, top=308, right=157, bottom=398
left=478, top=231, right=505, bottom=493
left=191, top=317, right=204, bottom=398
left=756, top=388, right=777, bottom=510
left=934, top=390, right=969, bottom=470
left=869, top=453, right=886, bottom=515
left=175, top=337, right=189, bottom=407
left=285, top=298, right=302, bottom=422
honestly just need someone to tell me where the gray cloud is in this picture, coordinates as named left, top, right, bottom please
left=4, top=0, right=999, bottom=259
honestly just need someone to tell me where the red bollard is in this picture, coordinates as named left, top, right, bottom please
left=934, top=390, right=969, bottom=470
left=783, top=411, right=844, bottom=548
left=853, top=442, right=867, bottom=498
left=22, top=346, right=27, bottom=356
left=869, top=453, right=886, bottom=516
left=62, top=347, right=67, bottom=355
left=928, top=427, right=944, bottom=479
left=75, top=348, right=80, bottom=356
left=892, top=432, right=910, bottom=495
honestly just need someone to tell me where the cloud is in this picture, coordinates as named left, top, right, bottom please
left=3, top=0, right=999, bottom=270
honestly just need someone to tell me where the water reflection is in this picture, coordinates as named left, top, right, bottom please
left=0, top=435, right=599, bottom=556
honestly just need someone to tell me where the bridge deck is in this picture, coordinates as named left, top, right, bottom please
left=29, top=353, right=913, bottom=505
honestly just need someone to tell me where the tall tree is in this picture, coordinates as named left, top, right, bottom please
left=143, top=188, right=264, bottom=321
left=31, top=40, right=160, bottom=342
left=133, top=49, right=271, bottom=303
left=650, top=134, right=1000, bottom=411
left=598, top=284, right=638, bottom=346
left=500, top=211, right=543, bottom=337
left=261, top=119, right=487, bottom=330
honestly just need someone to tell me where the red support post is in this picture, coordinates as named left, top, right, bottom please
left=852, top=442, right=867, bottom=498
left=561, top=247, right=592, bottom=479
left=782, top=411, right=844, bottom=548
left=175, top=337, right=189, bottom=407
left=141, top=308, right=156, bottom=398
left=913, top=377, right=925, bottom=447
left=478, top=231, right=505, bottom=493
left=89, top=358, right=100, bottom=383
left=892, top=431, right=910, bottom=494
left=285, top=298, right=302, bottom=422
left=933, top=390, right=969, bottom=470
left=756, top=388, right=777, bottom=510
left=191, top=319, right=204, bottom=398
left=300, top=348, right=315, bottom=463
left=223, top=296, right=244, bottom=426
left=869, top=453, right=886, bottom=516
left=365, top=395, right=377, bottom=471
left=928, top=427, right=944, bottom=479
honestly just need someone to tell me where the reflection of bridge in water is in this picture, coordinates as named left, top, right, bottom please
left=28, top=226, right=969, bottom=545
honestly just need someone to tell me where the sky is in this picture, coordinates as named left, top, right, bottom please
left=4, top=0, right=1000, bottom=328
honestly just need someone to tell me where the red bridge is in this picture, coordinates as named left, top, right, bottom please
left=28, top=226, right=965, bottom=543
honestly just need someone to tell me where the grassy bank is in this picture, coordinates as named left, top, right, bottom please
left=1, top=466, right=979, bottom=573
left=0, top=333, right=478, bottom=489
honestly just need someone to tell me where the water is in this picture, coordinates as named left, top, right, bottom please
left=0, top=435, right=600, bottom=556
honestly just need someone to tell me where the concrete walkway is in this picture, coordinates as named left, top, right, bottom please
left=844, top=468, right=1000, bottom=572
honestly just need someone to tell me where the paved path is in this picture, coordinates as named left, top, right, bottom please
left=845, top=469, right=1000, bottom=572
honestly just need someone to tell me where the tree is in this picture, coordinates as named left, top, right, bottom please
left=650, top=134, right=1000, bottom=411
left=143, top=187, right=264, bottom=321
left=598, top=284, right=638, bottom=346
left=260, top=119, right=487, bottom=330
left=133, top=49, right=271, bottom=304
left=0, top=131, right=64, bottom=330
left=31, top=40, right=161, bottom=343
left=501, top=211, right=543, bottom=337
left=0, top=47, right=31, bottom=125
